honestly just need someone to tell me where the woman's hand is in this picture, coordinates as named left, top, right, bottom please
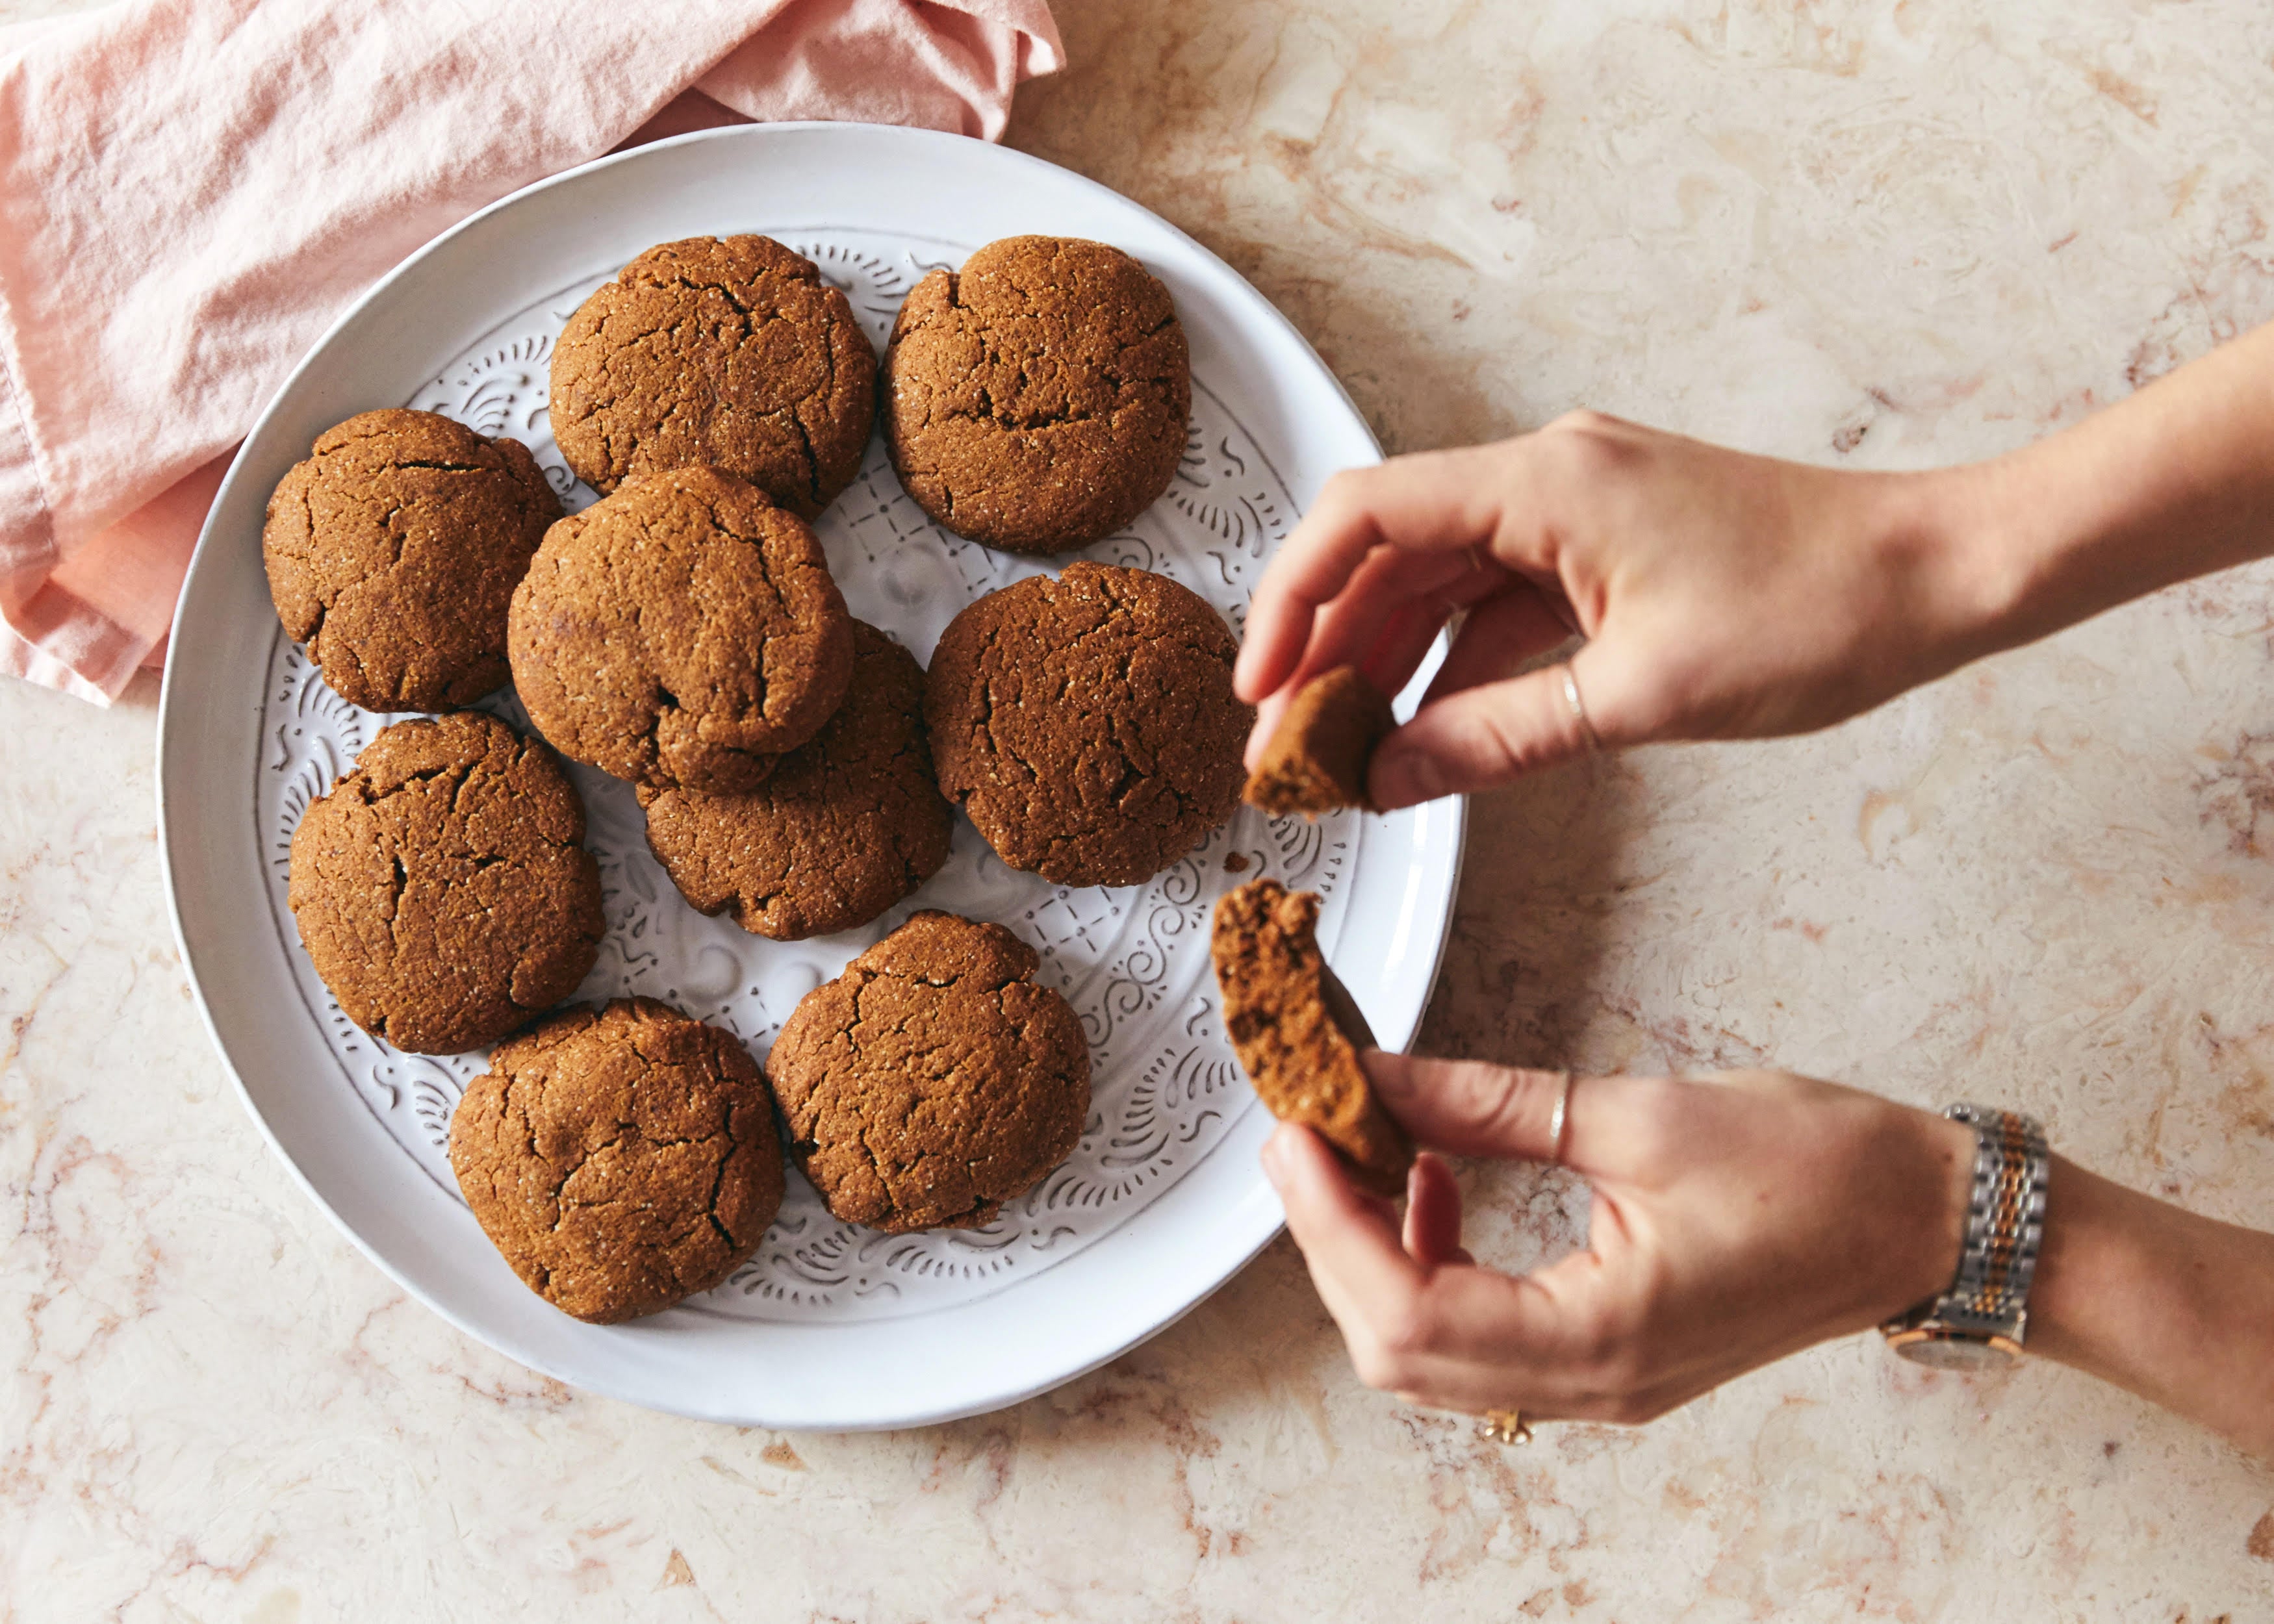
left=1260, top=1056, right=1976, bottom=1423
left=1239, top=322, right=2274, bottom=811
left=1268, top=1053, right=2274, bottom=1453
left=1235, top=414, right=2008, bottom=811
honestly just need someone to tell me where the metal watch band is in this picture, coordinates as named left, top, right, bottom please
left=1897, top=1104, right=2050, bottom=1344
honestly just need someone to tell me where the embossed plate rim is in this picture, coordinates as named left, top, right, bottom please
left=158, top=122, right=1466, bottom=1429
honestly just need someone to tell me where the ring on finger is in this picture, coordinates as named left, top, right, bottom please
left=1559, top=661, right=1603, bottom=757
left=1546, top=1069, right=1574, bottom=1167
left=1481, top=1408, right=1535, bottom=1446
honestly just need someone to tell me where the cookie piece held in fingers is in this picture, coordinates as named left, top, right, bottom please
left=262, top=408, right=561, bottom=712
left=287, top=711, right=604, bottom=1054
left=449, top=998, right=785, bottom=1324
left=925, top=561, right=1249, bottom=888
left=640, top=621, right=952, bottom=941
left=1211, top=877, right=1414, bottom=1197
left=882, top=235, right=1190, bottom=555
left=549, top=235, right=876, bottom=519
left=507, top=466, right=854, bottom=793
left=767, top=912, right=1092, bottom=1234
left=1243, top=665, right=1396, bottom=817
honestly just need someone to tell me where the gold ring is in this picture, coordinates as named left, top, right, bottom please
left=1546, top=1069, right=1574, bottom=1166
left=1560, top=662, right=1603, bottom=756
left=1481, top=1408, right=1534, bottom=1446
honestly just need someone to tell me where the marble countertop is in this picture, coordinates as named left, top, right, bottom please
left=8, top=1, right=2274, bottom=1617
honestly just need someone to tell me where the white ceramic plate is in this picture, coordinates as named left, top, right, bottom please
left=159, top=123, right=1464, bottom=1429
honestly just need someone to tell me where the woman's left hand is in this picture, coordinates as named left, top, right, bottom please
left=1260, top=1056, right=1976, bottom=1422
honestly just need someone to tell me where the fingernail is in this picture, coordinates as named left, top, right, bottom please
left=1259, top=1132, right=1289, bottom=1187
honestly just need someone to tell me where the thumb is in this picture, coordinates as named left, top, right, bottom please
left=1368, top=642, right=1636, bottom=809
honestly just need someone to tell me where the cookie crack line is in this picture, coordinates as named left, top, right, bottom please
left=783, top=401, right=823, bottom=507
left=379, top=458, right=491, bottom=475
left=650, top=269, right=757, bottom=319
left=304, top=432, right=498, bottom=481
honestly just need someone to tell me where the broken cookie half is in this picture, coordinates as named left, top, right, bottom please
left=1242, top=665, right=1395, bottom=818
left=1210, top=876, right=1414, bottom=1197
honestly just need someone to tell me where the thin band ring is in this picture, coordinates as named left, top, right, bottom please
left=1560, top=662, right=1603, bottom=757
left=1546, top=1069, right=1574, bottom=1166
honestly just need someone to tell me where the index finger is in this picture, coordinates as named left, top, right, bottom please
left=1235, top=446, right=1514, bottom=704
left=1364, top=1052, right=1650, bottom=1180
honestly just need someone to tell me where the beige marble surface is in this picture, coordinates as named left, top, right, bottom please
left=8, top=0, right=2274, bottom=1617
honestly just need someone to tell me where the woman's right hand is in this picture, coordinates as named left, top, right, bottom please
left=1235, top=412, right=2015, bottom=809
left=1266, top=1052, right=2274, bottom=1458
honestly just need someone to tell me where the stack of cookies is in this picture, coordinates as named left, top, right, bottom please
left=265, top=229, right=1268, bottom=1325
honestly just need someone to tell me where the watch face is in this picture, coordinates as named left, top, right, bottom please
left=1892, top=1332, right=2017, bottom=1373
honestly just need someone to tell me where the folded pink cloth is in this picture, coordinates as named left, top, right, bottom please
left=0, top=0, right=1062, bottom=704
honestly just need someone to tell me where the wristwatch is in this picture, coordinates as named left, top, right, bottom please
left=1881, top=1103, right=2050, bottom=1371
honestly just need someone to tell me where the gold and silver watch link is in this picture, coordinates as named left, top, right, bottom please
left=1882, top=1104, right=2050, bottom=1372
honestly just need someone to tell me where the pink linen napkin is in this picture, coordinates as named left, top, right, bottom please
left=0, top=0, right=1062, bottom=704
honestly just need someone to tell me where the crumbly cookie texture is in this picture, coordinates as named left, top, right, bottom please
left=882, top=235, right=1190, bottom=555
left=924, top=561, right=1249, bottom=887
left=448, top=998, right=784, bottom=1324
left=287, top=711, right=604, bottom=1055
left=1243, top=665, right=1396, bottom=817
left=1210, top=877, right=1414, bottom=1197
left=507, top=465, right=854, bottom=793
left=262, top=407, right=561, bottom=712
left=766, top=912, right=1091, bottom=1234
left=639, top=621, right=952, bottom=941
left=550, top=235, right=876, bottom=520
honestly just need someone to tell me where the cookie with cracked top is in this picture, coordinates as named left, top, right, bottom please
left=287, top=710, right=604, bottom=1054
left=1211, top=877, right=1413, bottom=1197
left=549, top=235, right=876, bottom=520
left=882, top=235, right=1190, bottom=555
left=262, top=407, right=561, bottom=712
left=1242, top=665, right=1396, bottom=817
left=448, top=997, right=785, bottom=1323
left=507, top=465, right=854, bottom=793
left=925, top=561, right=1249, bottom=887
left=767, top=911, right=1090, bottom=1234
left=639, top=620, right=952, bottom=941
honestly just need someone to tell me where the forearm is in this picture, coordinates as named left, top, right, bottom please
left=1943, top=321, right=2274, bottom=655
left=2027, top=1156, right=2274, bottom=1456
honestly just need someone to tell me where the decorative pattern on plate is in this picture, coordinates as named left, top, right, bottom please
left=256, top=230, right=1363, bottom=1323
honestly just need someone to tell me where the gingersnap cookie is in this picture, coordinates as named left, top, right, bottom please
left=262, top=408, right=561, bottom=712
left=925, top=562, right=1248, bottom=887
left=448, top=998, right=784, bottom=1323
left=550, top=235, right=875, bottom=520
left=767, top=912, right=1090, bottom=1234
left=507, top=466, right=854, bottom=793
left=1211, top=877, right=1413, bottom=1197
left=1243, top=665, right=1396, bottom=817
left=639, top=621, right=951, bottom=941
left=287, top=711, right=604, bottom=1055
left=882, top=235, right=1190, bottom=555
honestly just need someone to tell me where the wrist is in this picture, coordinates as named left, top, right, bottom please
left=1876, top=325, right=2274, bottom=691
left=1882, top=459, right=2049, bottom=672
left=2017, top=1156, right=2126, bottom=1371
left=1873, top=1105, right=1981, bottom=1323
left=2034, top=1164, right=2274, bottom=1456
